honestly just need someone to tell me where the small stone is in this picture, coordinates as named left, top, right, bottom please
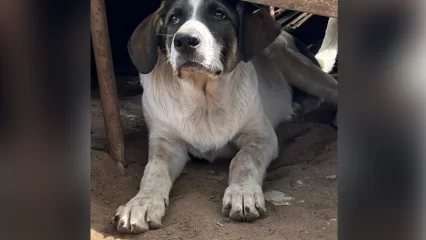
left=264, top=189, right=295, bottom=206
left=326, top=175, right=337, bottom=181
left=208, top=170, right=216, bottom=175
left=216, top=222, right=224, bottom=227
left=296, top=180, right=304, bottom=185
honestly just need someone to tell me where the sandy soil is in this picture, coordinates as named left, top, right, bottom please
left=90, top=95, right=338, bottom=240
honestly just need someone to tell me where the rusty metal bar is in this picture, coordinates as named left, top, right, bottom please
left=91, top=0, right=127, bottom=175
left=243, top=0, right=337, bottom=18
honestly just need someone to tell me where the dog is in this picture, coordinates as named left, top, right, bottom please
left=113, top=0, right=338, bottom=234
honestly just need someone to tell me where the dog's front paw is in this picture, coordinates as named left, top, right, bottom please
left=222, top=183, right=266, bottom=222
left=113, top=192, right=168, bottom=234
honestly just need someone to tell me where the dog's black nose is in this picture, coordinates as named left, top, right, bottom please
left=174, top=33, right=200, bottom=53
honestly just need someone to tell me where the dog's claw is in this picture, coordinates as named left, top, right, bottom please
left=114, top=193, right=167, bottom=234
left=222, top=183, right=266, bottom=222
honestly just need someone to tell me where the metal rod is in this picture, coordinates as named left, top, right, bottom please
left=287, top=13, right=313, bottom=29
left=287, top=12, right=309, bottom=28
left=90, top=0, right=127, bottom=175
left=277, top=10, right=300, bottom=26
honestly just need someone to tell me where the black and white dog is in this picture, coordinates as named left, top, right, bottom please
left=113, top=0, right=338, bottom=234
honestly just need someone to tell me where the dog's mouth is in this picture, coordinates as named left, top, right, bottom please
left=177, top=61, right=222, bottom=78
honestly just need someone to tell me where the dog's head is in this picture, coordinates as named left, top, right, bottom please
left=128, top=0, right=281, bottom=79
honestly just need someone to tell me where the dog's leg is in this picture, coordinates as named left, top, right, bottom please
left=315, top=17, right=338, bottom=73
left=222, top=118, right=278, bottom=221
left=315, top=17, right=338, bottom=126
left=265, top=32, right=338, bottom=104
left=113, top=137, right=187, bottom=233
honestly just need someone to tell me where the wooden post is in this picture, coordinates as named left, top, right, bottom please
left=91, top=0, right=127, bottom=175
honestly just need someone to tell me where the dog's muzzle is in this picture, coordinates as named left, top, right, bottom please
left=172, top=21, right=223, bottom=77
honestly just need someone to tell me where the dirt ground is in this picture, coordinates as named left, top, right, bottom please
left=90, top=94, right=338, bottom=240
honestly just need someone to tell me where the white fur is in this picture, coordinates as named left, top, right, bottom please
left=315, top=17, right=338, bottom=73
left=189, top=0, right=202, bottom=19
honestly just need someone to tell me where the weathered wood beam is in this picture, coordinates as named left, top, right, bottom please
left=243, top=0, right=337, bottom=18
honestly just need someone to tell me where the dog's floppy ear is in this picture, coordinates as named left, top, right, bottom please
left=128, top=11, right=161, bottom=74
left=237, top=2, right=282, bottom=62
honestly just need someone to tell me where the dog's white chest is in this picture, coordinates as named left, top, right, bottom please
left=142, top=86, right=243, bottom=152
left=178, top=111, right=238, bottom=153
left=146, top=96, right=240, bottom=153
left=141, top=62, right=258, bottom=155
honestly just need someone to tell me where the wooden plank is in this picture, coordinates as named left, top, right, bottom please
left=243, top=0, right=337, bottom=18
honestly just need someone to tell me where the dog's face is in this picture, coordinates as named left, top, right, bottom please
left=162, top=0, right=239, bottom=78
left=128, top=0, right=281, bottom=78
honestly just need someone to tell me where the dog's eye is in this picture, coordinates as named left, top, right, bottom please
left=214, top=9, right=226, bottom=19
left=169, top=15, right=180, bottom=24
